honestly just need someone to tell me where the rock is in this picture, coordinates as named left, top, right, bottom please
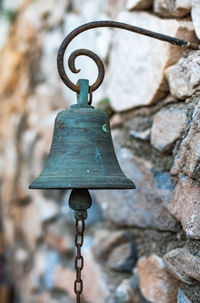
left=53, top=266, right=75, bottom=298
left=44, top=251, right=61, bottom=290
left=171, top=100, right=200, bottom=180
left=0, top=16, right=11, bottom=51
left=154, top=0, right=191, bottom=18
left=110, top=114, right=123, bottom=129
left=106, top=0, right=127, bottom=18
left=163, top=247, right=200, bottom=284
left=94, top=145, right=178, bottom=231
left=153, top=170, right=175, bottom=208
left=191, top=0, right=200, bottom=39
left=115, top=279, right=135, bottom=303
left=177, top=289, right=192, bottom=303
left=177, top=284, right=200, bottom=303
left=20, top=201, right=43, bottom=250
left=169, top=174, right=200, bottom=239
left=126, top=0, right=153, bottom=10
left=187, top=239, right=200, bottom=257
left=130, top=128, right=151, bottom=141
left=150, top=105, right=187, bottom=152
left=34, top=194, right=60, bottom=223
left=108, top=242, right=138, bottom=272
left=136, top=254, right=180, bottom=303
left=165, top=51, right=200, bottom=100
left=45, top=221, right=73, bottom=253
left=113, top=277, right=145, bottom=303
left=2, top=0, right=25, bottom=11
left=29, top=250, right=47, bottom=290
left=15, top=248, right=29, bottom=263
left=107, top=11, right=197, bottom=112
left=93, top=230, right=134, bottom=261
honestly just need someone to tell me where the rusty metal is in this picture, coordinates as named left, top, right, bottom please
left=57, top=20, right=200, bottom=95
left=74, top=218, right=85, bottom=303
left=68, top=189, right=91, bottom=303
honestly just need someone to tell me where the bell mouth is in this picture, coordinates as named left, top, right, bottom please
left=29, top=175, right=136, bottom=190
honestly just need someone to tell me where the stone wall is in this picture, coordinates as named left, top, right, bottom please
left=0, top=0, right=200, bottom=302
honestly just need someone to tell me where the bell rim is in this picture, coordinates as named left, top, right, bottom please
left=29, top=175, right=136, bottom=190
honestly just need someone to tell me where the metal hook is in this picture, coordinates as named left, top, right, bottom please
left=57, top=20, right=200, bottom=94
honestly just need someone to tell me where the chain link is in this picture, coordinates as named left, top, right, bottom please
left=74, top=218, right=85, bottom=303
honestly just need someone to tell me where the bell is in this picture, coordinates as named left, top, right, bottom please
left=29, top=79, right=135, bottom=190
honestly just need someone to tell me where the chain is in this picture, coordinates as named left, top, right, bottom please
left=74, top=217, right=85, bottom=303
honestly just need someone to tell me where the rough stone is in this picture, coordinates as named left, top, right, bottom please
left=106, top=0, right=127, bottom=18
left=110, top=114, right=123, bottom=129
left=94, top=144, right=177, bottom=231
left=108, top=242, right=137, bottom=272
left=150, top=105, right=187, bottom=152
left=3, top=0, right=25, bottom=11
left=130, top=128, right=151, bottom=141
left=126, top=0, right=153, bottom=10
left=53, top=266, right=75, bottom=298
left=44, top=251, right=61, bottom=290
left=45, top=221, right=73, bottom=253
left=115, top=276, right=147, bottom=303
left=136, top=254, right=180, bottom=303
left=19, top=201, right=42, bottom=250
left=115, top=279, right=135, bottom=303
left=107, top=11, right=197, bottom=111
left=93, top=230, right=134, bottom=261
left=191, top=0, right=200, bottom=39
left=187, top=238, right=200, bottom=257
left=34, top=194, right=60, bottom=223
left=177, top=289, right=192, bottom=303
left=169, top=174, right=200, bottom=239
left=163, top=247, right=200, bottom=284
left=171, top=100, right=200, bottom=180
left=178, top=284, right=200, bottom=303
left=154, top=0, right=191, bottom=18
left=165, top=51, right=200, bottom=100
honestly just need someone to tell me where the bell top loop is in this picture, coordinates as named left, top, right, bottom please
left=71, top=79, right=94, bottom=109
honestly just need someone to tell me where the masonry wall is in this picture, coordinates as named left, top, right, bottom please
left=1, top=0, right=200, bottom=302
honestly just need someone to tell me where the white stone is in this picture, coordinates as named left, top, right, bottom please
left=3, top=0, right=25, bottom=11
left=154, top=0, right=191, bottom=17
left=126, top=0, right=153, bottom=10
left=151, top=105, right=187, bottom=152
left=20, top=201, right=43, bottom=250
left=107, top=11, right=196, bottom=112
left=165, top=51, right=200, bottom=100
left=191, top=0, right=200, bottom=39
left=34, top=194, right=60, bottom=222
left=130, top=128, right=151, bottom=141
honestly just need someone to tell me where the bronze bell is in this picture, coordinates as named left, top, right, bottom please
left=29, top=79, right=135, bottom=190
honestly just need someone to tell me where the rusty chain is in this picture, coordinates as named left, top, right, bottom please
left=74, top=217, right=85, bottom=303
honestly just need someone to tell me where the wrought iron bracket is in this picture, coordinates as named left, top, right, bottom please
left=57, top=20, right=200, bottom=99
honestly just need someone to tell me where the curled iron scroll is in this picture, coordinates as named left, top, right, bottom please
left=57, top=20, right=200, bottom=94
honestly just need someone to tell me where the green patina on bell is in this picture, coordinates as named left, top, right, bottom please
left=29, top=79, right=135, bottom=190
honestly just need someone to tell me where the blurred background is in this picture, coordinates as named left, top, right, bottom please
left=1, top=0, right=200, bottom=302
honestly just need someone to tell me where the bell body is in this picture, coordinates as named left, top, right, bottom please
left=29, top=80, right=135, bottom=190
